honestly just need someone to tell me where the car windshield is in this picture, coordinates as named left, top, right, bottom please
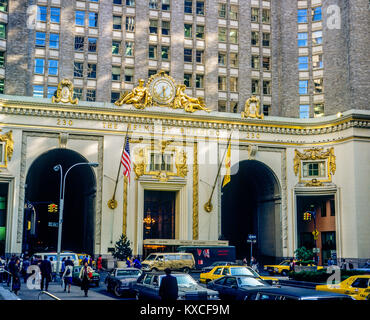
left=238, top=277, right=266, bottom=287
left=229, top=267, right=255, bottom=276
left=116, top=270, right=141, bottom=277
left=145, top=254, right=156, bottom=261
left=175, top=275, right=198, bottom=288
left=280, top=261, right=290, bottom=266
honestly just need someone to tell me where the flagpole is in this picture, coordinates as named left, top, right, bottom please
left=204, top=131, right=233, bottom=213
left=108, top=125, right=130, bottom=209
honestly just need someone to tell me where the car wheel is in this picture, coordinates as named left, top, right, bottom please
left=182, top=267, right=190, bottom=273
left=114, top=284, right=122, bottom=297
left=152, top=268, right=158, bottom=272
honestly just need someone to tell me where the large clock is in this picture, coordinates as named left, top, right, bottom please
left=147, top=72, right=177, bottom=105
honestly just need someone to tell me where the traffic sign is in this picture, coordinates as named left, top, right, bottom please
left=312, top=248, right=320, bottom=253
left=248, top=234, right=257, bottom=240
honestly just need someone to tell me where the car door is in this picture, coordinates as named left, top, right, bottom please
left=151, top=275, right=161, bottom=299
left=222, top=277, right=238, bottom=300
left=142, top=274, right=154, bottom=298
left=347, top=277, right=369, bottom=297
left=211, top=267, right=223, bottom=281
left=211, top=277, right=227, bottom=300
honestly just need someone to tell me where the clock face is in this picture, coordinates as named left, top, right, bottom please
left=149, top=77, right=176, bottom=105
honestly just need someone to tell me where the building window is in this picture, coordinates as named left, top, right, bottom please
left=149, top=20, right=158, bottom=34
left=251, top=55, right=260, bottom=69
left=263, top=104, right=270, bottom=116
left=125, top=41, right=134, bottom=56
left=126, top=16, right=135, bottom=32
left=230, top=5, right=238, bottom=20
left=50, top=7, right=60, bottom=23
left=262, top=33, right=270, bottom=47
left=230, top=53, right=238, bottom=68
left=113, top=15, right=122, bottom=30
left=298, top=56, right=309, bottom=70
left=195, top=50, right=203, bottom=64
left=0, top=23, right=6, bottom=39
left=126, top=0, right=135, bottom=6
left=314, top=103, right=324, bottom=117
left=124, top=68, right=134, bottom=82
left=89, top=12, right=98, bottom=27
left=37, top=6, right=47, bottom=22
left=74, top=87, right=83, bottom=100
left=184, top=0, right=192, bottom=14
left=218, top=27, right=227, bottom=42
left=196, top=1, right=204, bottom=15
left=218, top=100, right=226, bottom=112
left=298, top=32, right=308, bottom=47
left=218, top=52, right=226, bottom=66
left=262, top=9, right=270, bottom=23
left=75, top=11, right=85, bottom=26
left=312, top=30, right=322, bottom=45
left=218, top=76, right=226, bottom=91
left=35, top=32, right=46, bottom=47
left=196, top=25, right=204, bottom=39
left=49, top=33, right=59, bottom=49
left=33, top=85, right=44, bottom=98
left=184, top=24, right=192, bottom=38
left=162, top=20, right=170, bottom=35
left=195, top=74, right=204, bottom=88
left=113, top=0, right=122, bottom=4
left=229, top=77, right=238, bottom=92
left=218, top=3, right=226, bottom=18
left=251, top=8, right=259, bottom=22
left=148, top=69, right=157, bottom=77
left=149, top=0, right=158, bottom=9
left=297, top=9, right=308, bottom=23
left=112, top=66, right=121, bottom=81
left=74, top=62, right=84, bottom=78
left=112, top=40, right=120, bottom=55
left=34, top=58, right=45, bottom=74
left=299, top=105, right=310, bottom=118
left=184, top=48, right=192, bottom=62
left=251, top=79, right=259, bottom=94
left=75, top=36, right=84, bottom=51
left=0, top=51, right=5, bottom=68
left=303, top=161, right=325, bottom=178
left=88, top=38, right=97, bottom=52
left=263, top=80, right=271, bottom=95
left=149, top=45, right=157, bottom=59
left=251, top=31, right=259, bottom=46
left=299, top=80, right=308, bottom=94
left=262, top=56, right=270, bottom=71
left=0, top=0, right=8, bottom=12
left=330, top=199, right=335, bottom=216
left=87, top=63, right=97, bottom=78
left=47, top=86, right=57, bottom=98
left=162, top=0, right=170, bottom=11
left=312, top=6, right=322, bottom=21
left=312, top=54, right=323, bottom=69
left=48, top=60, right=58, bottom=76
left=184, top=73, right=192, bottom=87
left=314, top=78, right=323, bottom=94
left=0, top=78, right=4, bottom=93
left=161, top=46, right=170, bottom=60
left=230, top=29, right=238, bottom=44
left=111, top=91, right=120, bottom=103
left=231, top=102, right=238, bottom=113
left=86, top=89, right=96, bottom=101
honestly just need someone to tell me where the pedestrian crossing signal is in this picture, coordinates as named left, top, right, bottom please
left=48, top=203, right=58, bottom=213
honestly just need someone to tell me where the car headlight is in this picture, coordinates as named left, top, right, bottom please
left=178, top=294, right=186, bottom=300
left=271, top=280, right=279, bottom=285
left=264, top=266, right=267, bottom=270
left=208, top=294, right=219, bottom=300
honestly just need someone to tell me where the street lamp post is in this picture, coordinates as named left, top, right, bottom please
left=53, top=162, right=99, bottom=280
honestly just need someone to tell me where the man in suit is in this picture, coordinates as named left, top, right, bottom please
left=40, top=256, right=52, bottom=291
left=159, top=268, right=178, bottom=301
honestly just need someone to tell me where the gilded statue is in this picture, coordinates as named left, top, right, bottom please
left=52, top=79, right=78, bottom=104
left=0, top=130, right=14, bottom=163
left=175, top=150, right=188, bottom=178
left=133, top=148, right=146, bottom=179
left=114, top=79, right=152, bottom=109
left=242, top=96, right=264, bottom=119
left=172, top=84, right=211, bottom=113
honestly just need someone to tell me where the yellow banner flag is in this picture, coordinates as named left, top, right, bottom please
left=222, top=142, right=231, bottom=188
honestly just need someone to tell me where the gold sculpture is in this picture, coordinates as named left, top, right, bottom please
left=175, top=150, right=188, bottom=178
left=133, top=148, right=146, bottom=180
left=0, top=130, right=14, bottom=169
left=242, top=96, right=264, bottom=119
left=52, top=79, right=78, bottom=104
left=114, top=79, right=153, bottom=109
left=172, top=84, right=211, bottom=113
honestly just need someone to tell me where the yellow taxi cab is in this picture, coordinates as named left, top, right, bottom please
left=199, top=265, right=279, bottom=285
left=263, top=260, right=323, bottom=276
left=316, top=275, right=370, bottom=300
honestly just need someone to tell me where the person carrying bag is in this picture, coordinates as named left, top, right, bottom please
left=79, top=261, right=93, bottom=297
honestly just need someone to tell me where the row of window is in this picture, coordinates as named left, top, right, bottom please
left=251, top=7, right=271, bottom=24
left=298, top=7, right=322, bottom=23
left=298, top=54, right=323, bottom=70
left=299, top=103, right=324, bottom=118
left=37, top=6, right=61, bottom=24
left=298, top=31, right=322, bottom=47
left=299, top=79, right=323, bottom=95
left=34, top=59, right=59, bottom=76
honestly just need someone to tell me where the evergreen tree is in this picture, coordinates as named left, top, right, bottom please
left=112, top=234, right=133, bottom=261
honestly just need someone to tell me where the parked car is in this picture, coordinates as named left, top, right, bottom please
left=105, top=268, right=143, bottom=297
left=200, top=265, right=279, bottom=285
left=263, top=260, right=323, bottom=276
left=354, top=262, right=370, bottom=273
left=132, top=271, right=219, bottom=300
left=141, top=252, right=195, bottom=273
left=32, top=252, right=79, bottom=273
left=201, top=261, right=238, bottom=273
left=72, top=265, right=100, bottom=287
left=316, top=275, right=370, bottom=300
left=244, top=286, right=355, bottom=301
left=206, top=275, right=272, bottom=301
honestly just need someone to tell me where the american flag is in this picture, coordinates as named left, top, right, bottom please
left=121, top=136, right=131, bottom=182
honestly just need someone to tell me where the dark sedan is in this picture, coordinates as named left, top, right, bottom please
left=206, top=275, right=271, bottom=300
left=201, top=261, right=238, bottom=273
left=133, top=272, right=219, bottom=300
left=105, top=268, right=143, bottom=297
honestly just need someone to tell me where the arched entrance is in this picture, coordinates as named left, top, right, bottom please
left=221, top=160, right=282, bottom=264
left=23, top=148, right=96, bottom=255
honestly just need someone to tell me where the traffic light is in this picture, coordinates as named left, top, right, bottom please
left=48, top=203, right=58, bottom=213
left=303, top=212, right=312, bottom=221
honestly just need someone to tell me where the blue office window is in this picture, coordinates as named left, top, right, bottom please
left=34, top=58, right=45, bottom=74
left=298, top=33, right=308, bottom=47
left=37, top=6, right=47, bottom=22
left=48, top=60, right=58, bottom=76
left=312, top=7, right=322, bottom=21
left=299, top=80, right=308, bottom=94
left=35, top=32, right=46, bottom=47
left=300, top=105, right=310, bottom=119
left=75, top=11, right=85, bottom=26
left=50, top=7, right=60, bottom=23
left=49, top=33, right=59, bottom=49
left=89, top=12, right=98, bottom=27
left=47, top=86, right=57, bottom=98
left=298, top=56, right=308, bottom=70
left=33, top=85, right=44, bottom=98
left=297, top=9, right=307, bottom=23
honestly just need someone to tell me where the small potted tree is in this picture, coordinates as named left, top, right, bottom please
left=112, top=234, right=133, bottom=268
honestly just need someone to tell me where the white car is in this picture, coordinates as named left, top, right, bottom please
left=32, top=252, right=79, bottom=272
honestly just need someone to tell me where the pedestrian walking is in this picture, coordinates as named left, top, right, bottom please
left=289, top=258, right=295, bottom=272
left=60, top=257, right=66, bottom=279
left=21, top=255, right=30, bottom=283
left=0, top=256, right=5, bottom=283
left=159, top=268, right=178, bottom=301
left=11, top=258, right=21, bottom=295
left=96, top=255, right=103, bottom=272
left=250, top=256, right=258, bottom=271
left=340, top=259, right=349, bottom=271
left=62, top=264, right=73, bottom=293
left=40, top=256, right=52, bottom=291
left=79, top=261, right=93, bottom=297
left=7, top=256, right=15, bottom=287
left=50, top=257, right=56, bottom=282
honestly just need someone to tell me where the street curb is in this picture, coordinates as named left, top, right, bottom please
left=0, top=284, right=21, bottom=300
